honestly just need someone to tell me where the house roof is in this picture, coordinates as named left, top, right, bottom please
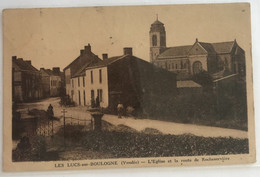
left=13, top=59, right=38, bottom=72
left=40, top=68, right=61, bottom=76
left=72, top=62, right=93, bottom=78
left=85, top=55, right=126, bottom=70
left=177, top=80, right=202, bottom=88
left=64, top=51, right=101, bottom=71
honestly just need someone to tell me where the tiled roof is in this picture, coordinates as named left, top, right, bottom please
left=211, top=41, right=235, bottom=54
left=41, top=68, right=61, bottom=76
left=150, top=20, right=165, bottom=32
left=158, top=40, right=236, bottom=59
left=158, top=45, right=192, bottom=58
left=64, top=52, right=101, bottom=71
left=86, top=55, right=126, bottom=69
left=198, top=42, right=216, bottom=54
left=72, top=62, right=92, bottom=78
left=177, top=80, right=202, bottom=88
left=13, top=59, right=38, bottom=72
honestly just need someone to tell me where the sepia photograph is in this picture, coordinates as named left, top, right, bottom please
left=3, top=2, right=256, bottom=171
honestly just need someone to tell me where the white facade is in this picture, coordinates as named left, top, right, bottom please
left=69, top=66, right=109, bottom=108
left=70, top=76, right=86, bottom=106
left=85, top=67, right=109, bottom=108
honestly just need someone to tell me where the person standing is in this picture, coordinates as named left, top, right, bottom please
left=117, top=103, right=123, bottom=118
left=95, top=95, right=100, bottom=108
left=47, top=104, right=54, bottom=119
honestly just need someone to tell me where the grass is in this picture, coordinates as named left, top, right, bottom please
left=54, top=121, right=248, bottom=160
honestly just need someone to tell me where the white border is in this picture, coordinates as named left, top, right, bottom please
left=0, top=0, right=259, bottom=176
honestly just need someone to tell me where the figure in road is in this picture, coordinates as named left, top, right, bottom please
left=117, top=103, right=124, bottom=118
left=47, top=104, right=54, bottom=119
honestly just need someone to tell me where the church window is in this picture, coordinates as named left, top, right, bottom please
left=152, top=35, right=157, bottom=46
left=160, top=36, right=165, bottom=46
left=193, top=61, right=203, bottom=74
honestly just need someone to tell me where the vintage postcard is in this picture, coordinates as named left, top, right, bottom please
left=3, top=3, right=255, bottom=172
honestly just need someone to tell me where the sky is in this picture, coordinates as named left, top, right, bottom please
left=3, top=3, right=251, bottom=70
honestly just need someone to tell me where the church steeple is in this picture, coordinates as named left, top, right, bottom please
left=149, top=15, right=166, bottom=63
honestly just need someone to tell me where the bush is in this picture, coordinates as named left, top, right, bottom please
left=13, top=135, right=47, bottom=161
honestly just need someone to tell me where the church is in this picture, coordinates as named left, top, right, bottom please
left=149, top=18, right=246, bottom=80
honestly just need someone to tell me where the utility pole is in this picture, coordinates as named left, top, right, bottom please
left=61, top=109, right=67, bottom=146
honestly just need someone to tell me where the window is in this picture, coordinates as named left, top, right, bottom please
left=176, top=64, right=178, bottom=69
left=193, top=61, right=203, bottom=74
left=72, top=79, right=74, bottom=88
left=152, top=35, right=157, bottom=46
left=97, top=89, right=103, bottom=102
left=99, top=69, right=102, bottom=83
left=83, top=77, right=85, bottom=87
left=91, top=90, right=94, bottom=100
left=78, top=90, right=81, bottom=105
left=91, top=70, right=93, bottom=84
left=78, top=77, right=80, bottom=87
left=83, top=90, right=86, bottom=106
left=71, top=90, right=74, bottom=100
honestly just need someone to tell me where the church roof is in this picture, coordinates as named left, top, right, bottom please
left=150, top=20, right=165, bottom=32
left=198, top=42, right=216, bottom=54
left=152, top=20, right=164, bottom=25
left=157, top=40, right=237, bottom=59
left=211, top=41, right=235, bottom=54
left=158, top=45, right=192, bottom=58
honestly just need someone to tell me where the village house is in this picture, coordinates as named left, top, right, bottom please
left=63, top=44, right=102, bottom=101
left=68, top=47, right=177, bottom=113
left=149, top=18, right=246, bottom=81
left=12, top=56, right=43, bottom=102
left=40, top=67, right=62, bottom=97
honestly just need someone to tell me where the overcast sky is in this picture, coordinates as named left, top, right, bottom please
left=3, top=3, right=251, bottom=70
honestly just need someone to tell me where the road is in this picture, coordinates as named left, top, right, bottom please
left=16, top=97, right=248, bottom=139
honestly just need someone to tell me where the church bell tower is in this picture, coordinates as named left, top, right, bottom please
left=149, top=15, right=166, bottom=63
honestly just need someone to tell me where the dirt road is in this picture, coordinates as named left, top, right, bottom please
left=17, top=97, right=248, bottom=139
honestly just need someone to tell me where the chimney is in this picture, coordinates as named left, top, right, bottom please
left=102, top=53, right=108, bottom=60
left=12, top=56, right=17, bottom=61
left=84, top=43, right=91, bottom=53
left=80, top=49, right=84, bottom=55
left=25, top=60, right=31, bottom=65
left=123, top=47, right=132, bottom=56
left=53, top=67, right=60, bottom=75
